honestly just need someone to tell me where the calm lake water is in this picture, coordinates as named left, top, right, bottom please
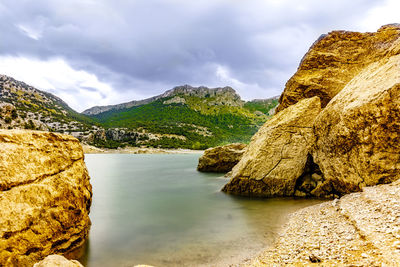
left=80, top=154, right=323, bottom=267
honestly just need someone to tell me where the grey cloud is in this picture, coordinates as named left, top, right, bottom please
left=0, top=0, right=385, bottom=108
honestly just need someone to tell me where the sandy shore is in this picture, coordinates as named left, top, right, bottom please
left=81, top=144, right=204, bottom=154
left=247, top=180, right=400, bottom=266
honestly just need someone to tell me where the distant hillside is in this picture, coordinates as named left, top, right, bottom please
left=87, top=85, right=278, bottom=149
left=0, top=74, right=96, bottom=133
left=0, top=75, right=278, bottom=149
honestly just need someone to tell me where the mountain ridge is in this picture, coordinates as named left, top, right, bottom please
left=82, top=84, right=243, bottom=115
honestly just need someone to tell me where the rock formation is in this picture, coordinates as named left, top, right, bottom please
left=251, top=181, right=400, bottom=266
left=311, top=52, right=400, bottom=196
left=33, top=255, right=83, bottom=267
left=0, top=130, right=92, bottom=266
left=197, top=143, right=247, bottom=172
left=276, top=24, right=400, bottom=112
left=222, top=97, right=322, bottom=197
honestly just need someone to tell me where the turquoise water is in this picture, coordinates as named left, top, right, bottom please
left=81, top=154, right=322, bottom=267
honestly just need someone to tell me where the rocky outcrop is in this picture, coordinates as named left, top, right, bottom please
left=311, top=52, right=400, bottom=196
left=276, top=24, right=400, bottom=112
left=250, top=181, right=400, bottom=266
left=222, top=97, right=322, bottom=197
left=33, top=255, right=83, bottom=267
left=197, top=143, right=247, bottom=172
left=0, top=130, right=92, bottom=266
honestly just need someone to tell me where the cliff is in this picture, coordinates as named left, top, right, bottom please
left=0, top=130, right=92, bottom=266
left=276, top=24, right=400, bottom=112
left=223, top=24, right=400, bottom=198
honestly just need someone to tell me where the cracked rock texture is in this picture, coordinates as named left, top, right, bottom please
left=250, top=180, right=400, bottom=266
left=197, top=143, right=247, bottom=173
left=277, top=24, right=400, bottom=113
left=312, top=52, right=400, bottom=196
left=0, top=130, right=92, bottom=266
left=33, top=255, right=83, bottom=267
left=222, top=97, right=321, bottom=197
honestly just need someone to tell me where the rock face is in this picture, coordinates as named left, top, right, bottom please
left=222, top=97, right=322, bottom=197
left=197, top=143, right=247, bottom=172
left=251, top=181, right=400, bottom=266
left=33, top=255, right=83, bottom=267
left=0, top=130, right=92, bottom=266
left=311, top=52, right=400, bottom=196
left=276, top=24, right=400, bottom=113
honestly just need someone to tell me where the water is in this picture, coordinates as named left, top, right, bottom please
left=81, top=154, right=323, bottom=267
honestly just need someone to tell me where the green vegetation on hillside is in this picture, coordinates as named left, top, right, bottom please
left=92, top=98, right=270, bottom=149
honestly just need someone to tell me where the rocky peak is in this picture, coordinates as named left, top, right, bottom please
left=83, top=84, right=243, bottom=115
left=276, top=24, right=400, bottom=112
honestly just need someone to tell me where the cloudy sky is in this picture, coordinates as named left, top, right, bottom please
left=0, top=0, right=399, bottom=111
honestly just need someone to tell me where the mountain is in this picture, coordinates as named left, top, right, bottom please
left=0, top=74, right=97, bottom=133
left=0, top=75, right=278, bottom=149
left=86, top=85, right=278, bottom=149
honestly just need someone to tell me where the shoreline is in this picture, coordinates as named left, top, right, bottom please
left=81, top=144, right=204, bottom=154
left=247, top=181, right=400, bottom=266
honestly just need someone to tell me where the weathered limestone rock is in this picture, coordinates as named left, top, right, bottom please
left=0, top=130, right=92, bottom=266
left=311, top=52, right=400, bottom=196
left=277, top=24, right=400, bottom=112
left=250, top=181, right=400, bottom=266
left=222, top=97, right=321, bottom=197
left=197, top=143, right=247, bottom=173
left=33, top=255, right=83, bottom=267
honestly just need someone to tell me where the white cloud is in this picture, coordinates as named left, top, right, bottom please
left=0, top=56, right=118, bottom=112
left=358, top=0, right=400, bottom=31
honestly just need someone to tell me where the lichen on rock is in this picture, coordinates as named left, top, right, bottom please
left=0, top=130, right=92, bottom=266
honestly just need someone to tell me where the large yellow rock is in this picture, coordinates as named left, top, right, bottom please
left=277, top=24, right=400, bottom=112
left=312, top=53, right=400, bottom=196
left=222, top=97, right=321, bottom=197
left=0, top=130, right=92, bottom=266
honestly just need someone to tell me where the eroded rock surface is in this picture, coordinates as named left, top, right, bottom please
left=197, top=143, right=247, bottom=173
left=277, top=24, right=400, bottom=112
left=250, top=181, right=400, bottom=266
left=222, top=97, right=321, bottom=197
left=0, top=130, right=92, bottom=266
left=312, top=52, right=400, bottom=196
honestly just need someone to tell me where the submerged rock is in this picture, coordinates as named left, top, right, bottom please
left=197, top=143, right=247, bottom=173
left=312, top=52, right=400, bottom=196
left=222, top=97, right=321, bottom=197
left=0, top=130, right=92, bottom=266
left=277, top=24, right=400, bottom=112
left=33, top=255, right=83, bottom=267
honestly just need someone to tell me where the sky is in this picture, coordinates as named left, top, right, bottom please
left=0, top=0, right=399, bottom=112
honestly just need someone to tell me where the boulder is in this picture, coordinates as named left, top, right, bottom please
left=33, top=255, right=83, bottom=267
left=0, top=130, right=92, bottom=266
left=311, top=52, right=400, bottom=196
left=222, top=97, right=321, bottom=197
left=197, top=143, right=247, bottom=172
left=276, top=24, right=400, bottom=113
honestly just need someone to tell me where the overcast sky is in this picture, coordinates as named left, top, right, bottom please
left=0, top=0, right=399, bottom=111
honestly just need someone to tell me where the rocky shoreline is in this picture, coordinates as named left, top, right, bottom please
left=247, top=180, right=400, bottom=266
left=81, top=144, right=204, bottom=154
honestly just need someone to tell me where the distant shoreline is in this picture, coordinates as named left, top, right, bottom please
left=81, top=144, right=204, bottom=154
